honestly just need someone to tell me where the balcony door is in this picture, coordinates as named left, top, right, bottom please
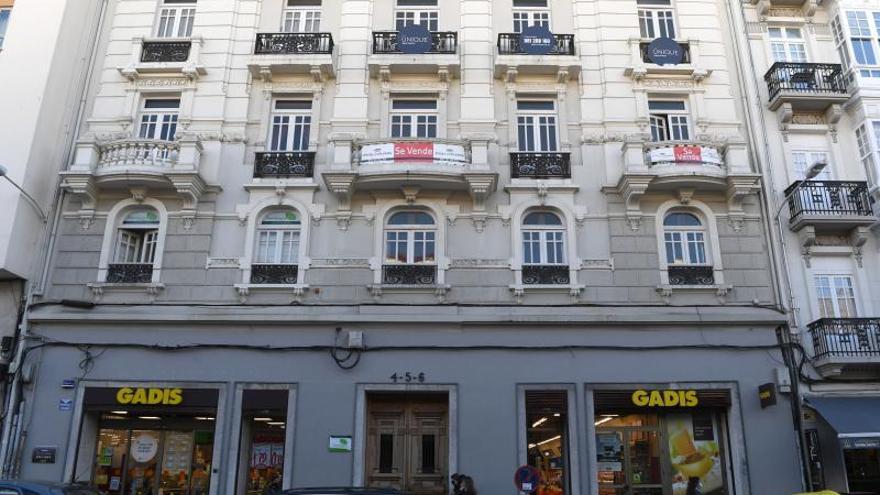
left=282, top=0, right=321, bottom=33
left=814, top=274, right=858, bottom=319
left=517, top=101, right=558, bottom=152
left=365, top=393, right=448, bottom=495
left=769, top=27, right=807, bottom=63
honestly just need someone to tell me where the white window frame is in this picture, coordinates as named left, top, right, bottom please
left=0, top=7, right=11, bottom=49
left=512, top=9, right=550, bottom=33
left=155, top=0, right=196, bottom=38
left=282, top=1, right=321, bottom=33
left=648, top=99, right=691, bottom=142
left=637, top=0, right=676, bottom=39
left=269, top=100, right=312, bottom=152
left=394, top=6, right=438, bottom=31
left=768, top=26, right=807, bottom=63
left=790, top=150, right=832, bottom=181
left=254, top=210, right=302, bottom=265
left=114, top=211, right=160, bottom=265
left=813, top=274, right=859, bottom=318
left=521, top=212, right=567, bottom=266
left=662, top=212, right=709, bottom=266
left=654, top=200, right=725, bottom=286
left=383, top=211, right=437, bottom=265
left=97, top=199, right=168, bottom=284
left=516, top=100, right=559, bottom=152
left=836, top=10, right=880, bottom=78
left=856, top=122, right=880, bottom=187
left=138, top=97, right=180, bottom=141
left=390, top=99, right=438, bottom=138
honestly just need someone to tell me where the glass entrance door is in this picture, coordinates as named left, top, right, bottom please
left=596, top=427, right=664, bottom=495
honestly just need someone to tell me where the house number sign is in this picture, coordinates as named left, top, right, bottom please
left=390, top=372, right=426, bottom=383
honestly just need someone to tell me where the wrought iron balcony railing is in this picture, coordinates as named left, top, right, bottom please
left=372, top=31, right=457, bottom=54
left=250, top=264, right=299, bottom=285
left=639, top=41, right=691, bottom=64
left=785, top=181, right=872, bottom=221
left=254, top=151, right=315, bottom=178
left=141, top=40, right=192, bottom=63
left=509, top=152, right=571, bottom=179
left=497, top=33, right=575, bottom=55
left=809, top=318, right=880, bottom=360
left=667, top=265, right=714, bottom=285
left=382, top=264, right=437, bottom=285
left=254, top=32, right=334, bottom=55
left=764, top=62, right=847, bottom=101
left=522, top=265, right=570, bottom=285
left=107, top=263, right=154, bottom=283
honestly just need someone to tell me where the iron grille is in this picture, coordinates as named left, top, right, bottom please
left=372, top=31, right=457, bottom=54
left=254, top=152, right=316, bottom=178
left=382, top=264, right=437, bottom=285
left=809, top=318, right=880, bottom=360
left=522, top=265, right=570, bottom=285
left=510, top=153, right=571, bottom=179
left=250, top=264, right=299, bottom=285
left=764, top=62, right=847, bottom=101
left=254, top=33, right=334, bottom=54
left=106, top=263, right=154, bottom=283
left=785, top=181, right=872, bottom=221
left=667, top=265, right=714, bottom=285
left=140, top=40, right=192, bottom=63
left=497, top=33, right=575, bottom=55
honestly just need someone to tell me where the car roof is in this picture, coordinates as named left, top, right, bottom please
left=281, top=488, right=409, bottom=495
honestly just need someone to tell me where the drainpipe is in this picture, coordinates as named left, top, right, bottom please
left=723, top=0, right=811, bottom=490
left=0, top=0, right=110, bottom=477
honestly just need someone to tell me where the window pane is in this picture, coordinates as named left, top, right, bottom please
left=392, top=100, right=437, bottom=110
left=525, top=391, right=569, bottom=495
left=648, top=100, right=686, bottom=111
left=517, top=101, right=555, bottom=111
left=388, top=211, right=434, bottom=225
left=524, top=212, right=563, bottom=225
left=144, top=99, right=181, bottom=109
left=664, top=212, right=701, bottom=227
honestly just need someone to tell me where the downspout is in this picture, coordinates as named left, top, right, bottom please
left=723, top=0, right=811, bottom=490
left=0, top=0, right=109, bottom=477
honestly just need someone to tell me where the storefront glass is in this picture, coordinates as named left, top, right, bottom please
left=236, top=389, right=289, bottom=495
left=594, top=390, right=731, bottom=495
left=524, top=390, right=569, bottom=495
left=843, top=446, right=880, bottom=493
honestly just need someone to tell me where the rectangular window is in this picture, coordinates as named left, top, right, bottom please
left=845, top=10, right=880, bottom=77
left=648, top=100, right=690, bottom=142
left=769, top=27, right=807, bottom=62
left=269, top=100, right=312, bottom=151
left=664, top=231, right=706, bottom=265
left=815, top=275, right=858, bottom=318
left=115, top=230, right=158, bottom=264
left=791, top=151, right=832, bottom=181
left=138, top=98, right=180, bottom=141
left=156, top=0, right=196, bottom=38
left=522, top=231, right=566, bottom=265
left=524, top=390, right=569, bottom=495
left=385, top=231, right=435, bottom=264
left=0, top=8, right=10, bottom=48
left=832, top=16, right=853, bottom=72
left=516, top=100, right=558, bottom=152
left=390, top=99, right=437, bottom=138
left=512, top=10, right=550, bottom=33
left=256, top=231, right=299, bottom=264
left=282, top=8, right=321, bottom=32
left=638, top=0, right=675, bottom=39
left=395, top=10, right=438, bottom=31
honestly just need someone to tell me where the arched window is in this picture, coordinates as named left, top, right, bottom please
left=382, top=210, right=437, bottom=285
left=663, top=212, right=708, bottom=266
left=251, top=209, right=301, bottom=285
left=522, top=211, right=566, bottom=265
left=107, top=208, right=160, bottom=283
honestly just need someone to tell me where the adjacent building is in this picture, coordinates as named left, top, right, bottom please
left=0, top=0, right=829, bottom=494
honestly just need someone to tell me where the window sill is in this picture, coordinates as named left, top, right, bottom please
left=509, top=284, right=585, bottom=303
left=234, top=283, right=309, bottom=302
left=367, top=283, right=451, bottom=301
left=87, top=282, right=165, bottom=301
left=656, top=284, right=732, bottom=303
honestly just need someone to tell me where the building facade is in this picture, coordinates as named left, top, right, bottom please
left=2, top=0, right=811, bottom=494
left=740, top=0, right=880, bottom=491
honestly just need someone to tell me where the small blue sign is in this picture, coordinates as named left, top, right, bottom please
left=58, top=399, right=73, bottom=411
left=397, top=24, right=433, bottom=54
left=519, top=25, right=555, bottom=55
left=646, top=37, right=684, bottom=66
left=513, top=465, right=541, bottom=493
left=61, top=379, right=76, bottom=389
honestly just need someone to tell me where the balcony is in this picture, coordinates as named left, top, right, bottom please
left=494, top=33, right=579, bottom=79
left=785, top=181, right=875, bottom=233
left=106, top=263, right=154, bottom=284
left=809, top=318, right=880, bottom=377
left=624, top=38, right=709, bottom=81
left=61, top=135, right=209, bottom=220
left=522, top=265, right=570, bottom=285
left=118, top=37, right=205, bottom=80
left=367, top=31, right=459, bottom=79
left=765, top=62, right=849, bottom=113
left=248, top=32, right=335, bottom=80
left=509, top=152, right=571, bottom=179
left=250, top=264, right=299, bottom=285
left=254, top=152, right=315, bottom=179
left=382, top=264, right=437, bottom=285
left=667, top=265, right=715, bottom=286
left=322, top=138, right=497, bottom=206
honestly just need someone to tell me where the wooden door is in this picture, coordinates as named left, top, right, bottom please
left=366, top=394, right=448, bottom=495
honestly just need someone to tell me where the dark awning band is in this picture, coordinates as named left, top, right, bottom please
left=806, top=396, right=880, bottom=438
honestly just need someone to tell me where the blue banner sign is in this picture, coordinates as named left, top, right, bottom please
left=398, top=24, right=433, bottom=54
left=519, top=25, right=555, bottom=55
left=646, top=37, right=684, bottom=65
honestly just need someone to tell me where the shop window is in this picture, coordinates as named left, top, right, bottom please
left=648, top=100, right=690, bottom=142
left=390, top=99, right=438, bottom=139
left=283, top=0, right=321, bottom=33
left=517, top=100, right=558, bottom=152
left=524, top=390, right=570, bottom=495
left=235, top=389, right=289, bottom=495
left=844, top=447, right=880, bottom=493
left=156, top=0, right=196, bottom=38
left=269, top=100, right=312, bottom=152
left=769, top=27, right=807, bottom=63
left=395, top=0, right=438, bottom=31
left=637, top=0, right=675, bottom=39
left=594, top=389, right=732, bottom=495
left=139, top=98, right=180, bottom=142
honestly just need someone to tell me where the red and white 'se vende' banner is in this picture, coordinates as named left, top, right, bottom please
left=647, top=145, right=722, bottom=165
left=360, top=142, right=467, bottom=165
